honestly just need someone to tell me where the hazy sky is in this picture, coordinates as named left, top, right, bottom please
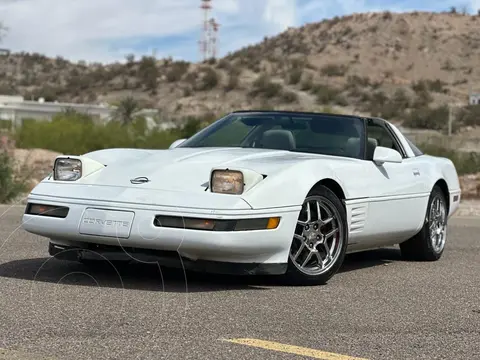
left=0, top=0, right=478, bottom=63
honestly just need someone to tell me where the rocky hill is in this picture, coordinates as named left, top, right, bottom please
left=1, top=10, right=479, bottom=123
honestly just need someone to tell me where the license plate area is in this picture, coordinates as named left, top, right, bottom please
left=79, top=208, right=135, bottom=239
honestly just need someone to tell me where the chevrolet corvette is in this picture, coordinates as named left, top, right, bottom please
left=21, top=110, right=461, bottom=285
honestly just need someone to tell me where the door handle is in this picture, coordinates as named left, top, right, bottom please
left=413, top=169, right=420, bottom=176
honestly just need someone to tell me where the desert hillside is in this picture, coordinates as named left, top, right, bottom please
left=2, top=10, right=480, bottom=202
left=0, top=10, right=479, bottom=122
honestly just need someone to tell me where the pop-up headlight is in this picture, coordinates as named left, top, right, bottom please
left=52, top=156, right=105, bottom=181
left=54, top=158, right=82, bottom=181
left=211, top=170, right=244, bottom=194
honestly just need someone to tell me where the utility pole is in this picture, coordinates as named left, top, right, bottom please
left=448, top=104, right=453, bottom=136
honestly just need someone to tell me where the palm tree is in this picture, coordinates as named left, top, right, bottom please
left=113, top=96, right=141, bottom=125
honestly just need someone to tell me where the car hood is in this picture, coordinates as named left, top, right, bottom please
left=81, top=147, right=356, bottom=193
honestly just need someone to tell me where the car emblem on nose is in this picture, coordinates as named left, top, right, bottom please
left=130, top=176, right=150, bottom=184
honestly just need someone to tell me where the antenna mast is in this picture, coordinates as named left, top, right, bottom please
left=199, top=0, right=219, bottom=61
left=209, top=18, right=220, bottom=59
left=199, top=0, right=212, bottom=62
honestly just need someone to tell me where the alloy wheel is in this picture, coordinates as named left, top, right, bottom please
left=289, top=196, right=344, bottom=276
left=429, top=195, right=447, bottom=253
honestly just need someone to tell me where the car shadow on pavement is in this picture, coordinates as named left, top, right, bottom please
left=0, top=247, right=402, bottom=292
left=340, top=247, right=402, bottom=273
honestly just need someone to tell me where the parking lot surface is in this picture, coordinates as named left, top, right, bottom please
left=0, top=205, right=479, bottom=360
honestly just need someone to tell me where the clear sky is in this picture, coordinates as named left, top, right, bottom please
left=0, top=0, right=479, bottom=64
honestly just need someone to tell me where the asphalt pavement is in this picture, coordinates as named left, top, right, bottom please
left=0, top=205, right=479, bottom=360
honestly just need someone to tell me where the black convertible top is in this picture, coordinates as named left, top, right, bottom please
left=230, top=110, right=396, bottom=130
left=230, top=109, right=369, bottom=120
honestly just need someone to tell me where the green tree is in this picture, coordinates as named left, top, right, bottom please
left=0, top=23, right=27, bottom=203
left=113, top=96, right=141, bottom=125
left=125, top=53, right=135, bottom=66
left=59, top=107, right=93, bottom=123
left=0, top=150, right=28, bottom=203
left=137, top=56, right=158, bottom=94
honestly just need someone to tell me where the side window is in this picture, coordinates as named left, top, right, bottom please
left=366, top=120, right=403, bottom=159
left=405, top=137, right=423, bottom=156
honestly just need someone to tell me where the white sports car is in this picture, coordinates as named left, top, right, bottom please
left=22, top=111, right=461, bottom=285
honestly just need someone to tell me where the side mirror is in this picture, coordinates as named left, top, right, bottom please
left=373, top=146, right=402, bottom=165
left=169, top=138, right=187, bottom=149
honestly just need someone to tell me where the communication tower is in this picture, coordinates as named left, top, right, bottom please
left=199, top=0, right=220, bottom=61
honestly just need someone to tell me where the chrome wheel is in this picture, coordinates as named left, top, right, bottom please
left=289, top=196, right=344, bottom=276
left=429, top=195, right=447, bottom=253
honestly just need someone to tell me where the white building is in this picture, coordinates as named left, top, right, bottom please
left=469, top=93, right=480, bottom=105
left=0, top=95, right=165, bottom=129
left=0, top=95, right=114, bottom=127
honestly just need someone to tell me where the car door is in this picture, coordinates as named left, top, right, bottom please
left=354, top=118, right=430, bottom=248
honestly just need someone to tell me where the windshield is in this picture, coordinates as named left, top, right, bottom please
left=178, top=112, right=366, bottom=159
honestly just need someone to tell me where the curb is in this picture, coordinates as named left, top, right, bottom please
left=454, top=209, right=480, bottom=217
left=454, top=200, right=480, bottom=217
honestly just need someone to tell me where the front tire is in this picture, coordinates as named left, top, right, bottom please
left=285, top=186, right=348, bottom=285
left=400, top=185, right=448, bottom=261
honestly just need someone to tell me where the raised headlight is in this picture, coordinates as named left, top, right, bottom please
left=53, top=158, right=82, bottom=181
left=211, top=170, right=244, bottom=194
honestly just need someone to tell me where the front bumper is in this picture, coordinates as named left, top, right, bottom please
left=22, top=194, right=300, bottom=269
left=48, top=242, right=288, bottom=275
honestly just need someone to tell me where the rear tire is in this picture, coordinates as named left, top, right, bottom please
left=285, top=186, right=348, bottom=285
left=400, top=185, right=448, bottom=261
